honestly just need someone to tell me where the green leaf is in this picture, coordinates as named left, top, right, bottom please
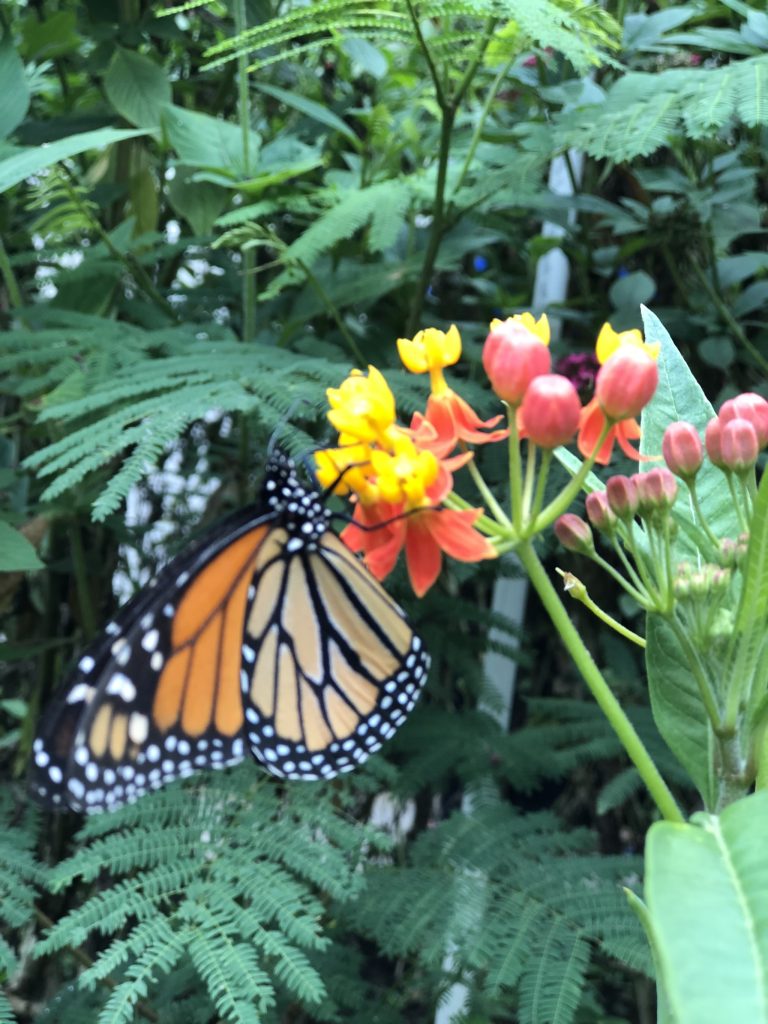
left=254, top=82, right=360, bottom=146
left=645, top=616, right=715, bottom=808
left=167, top=166, right=229, bottom=235
left=162, top=104, right=260, bottom=180
left=0, top=520, right=44, bottom=571
left=645, top=791, right=768, bottom=1023
left=640, top=306, right=740, bottom=549
left=0, top=127, right=150, bottom=194
left=609, top=270, right=656, bottom=309
left=0, top=32, right=30, bottom=141
left=104, top=48, right=171, bottom=129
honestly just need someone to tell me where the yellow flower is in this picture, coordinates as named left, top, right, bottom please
left=489, top=312, right=550, bottom=346
left=369, top=433, right=439, bottom=508
left=314, top=442, right=380, bottom=504
left=595, top=322, right=660, bottom=365
left=397, top=325, right=462, bottom=395
left=326, top=366, right=396, bottom=444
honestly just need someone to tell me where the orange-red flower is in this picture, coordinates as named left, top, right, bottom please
left=577, top=397, right=644, bottom=464
left=411, top=393, right=508, bottom=459
left=342, top=493, right=496, bottom=597
left=399, top=324, right=508, bottom=458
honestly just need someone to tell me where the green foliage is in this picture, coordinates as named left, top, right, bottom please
left=36, top=771, right=386, bottom=1023
left=347, top=799, right=650, bottom=1024
left=2, top=0, right=766, bottom=1020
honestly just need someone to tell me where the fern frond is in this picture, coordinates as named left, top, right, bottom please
left=38, top=769, right=384, bottom=1022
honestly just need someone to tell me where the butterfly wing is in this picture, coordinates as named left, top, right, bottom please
left=30, top=508, right=274, bottom=813
left=241, top=529, right=429, bottom=780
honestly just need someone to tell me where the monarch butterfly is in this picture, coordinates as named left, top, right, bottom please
left=30, top=450, right=429, bottom=813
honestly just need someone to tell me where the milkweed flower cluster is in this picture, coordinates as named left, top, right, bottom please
left=555, top=390, right=768, bottom=641
left=316, top=314, right=660, bottom=596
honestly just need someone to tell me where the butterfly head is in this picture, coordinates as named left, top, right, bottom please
left=262, top=450, right=331, bottom=549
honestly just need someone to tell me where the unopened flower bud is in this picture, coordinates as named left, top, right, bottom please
left=634, top=467, right=678, bottom=513
left=662, top=422, right=703, bottom=480
left=519, top=374, right=582, bottom=448
left=595, top=346, right=659, bottom=421
left=585, top=490, right=617, bottom=534
left=705, top=418, right=726, bottom=469
left=606, top=475, right=639, bottom=520
left=719, top=392, right=768, bottom=449
left=483, top=322, right=551, bottom=404
left=554, top=514, right=594, bottom=554
left=720, top=417, right=759, bottom=473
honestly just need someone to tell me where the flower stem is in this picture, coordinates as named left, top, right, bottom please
left=557, top=569, right=646, bottom=647
left=465, top=455, right=512, bottom=529
left=533, top=421, right=612, bottom=531
left=517, top=540, right=684, bottom=823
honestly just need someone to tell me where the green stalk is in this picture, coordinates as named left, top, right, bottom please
left=68, top=521, right=97, bottom=640
left=465, top=455, right=512, bottom=529
left=507, top=405, right=524, bottom=532
left=666, top=616, right=724, bottom=733
left=686, top=478, right=723, bottom=549
left=518, top=540, right=684, bottom=823
left=454, top=53, right=516, bottom=195
left=533, top=421, right=612, bottom=531
left=234, top=0, right=256, bottom=342
left=299, top=260, right=365, bottom=364
left=0, top=235, right=23, bottom=310
left=557, top=570, right=646, bottom=647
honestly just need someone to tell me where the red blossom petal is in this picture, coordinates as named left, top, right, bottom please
left=577, top=399, right=615, bottom=465
left=423, top=391, right=508, bottom=457
left=404, top=516, right=443, bottom=597
left=423, top=508, right=497, bottom=562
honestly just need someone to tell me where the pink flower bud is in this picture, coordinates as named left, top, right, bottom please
left=518, top=374, right=581, bottom=448
left=720, top=417, right=759, bottom=473
left=585, top=490, right=617, bottom=534
left=705, top=417, right=726, bottom=468
left=482, top=323, right=551, bottom=405
left=554, top=514, right=594, bottom=554
left=662, top=422, right=703, bottom=480
left=633, top=468, right=678, bottom=512
left=719, top=393, right=768, bottom=449
left=606, top=475, right=639, bottom=520
left=595, top=346, right=659, bottom=421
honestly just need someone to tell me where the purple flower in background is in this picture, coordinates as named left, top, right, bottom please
left=554, top=351, right=600, bottom=400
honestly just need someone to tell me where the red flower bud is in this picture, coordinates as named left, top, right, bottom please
left=719, top=393, right=768, bottom=449
left=585, top=490, right=617, bottom=534
left=483, top=323, right=551, bottom=404
left=720, top=417, right=759, bottom=473
left=554, top=514, right=594, bottom=554
left=633, top=467, right=678, bottom=512
left=606, top=475, right=639, bottom=520
left=595, top=346, right=659, bottom=421
left=662, top=421, right=703, bottom=480
left=518, top=374, right=581, bottom=448
left=705, top=417, right=726, bottom=468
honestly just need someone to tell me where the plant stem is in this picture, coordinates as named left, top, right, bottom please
left=454, top=53, right=515, bottom=195
left=691, top=259, right=768, bottom=375
left=234, top=0, right=257, bottom=342
left=557, top=570, right=646, bottom=647
left=0, top=235, right=23, bottom=310
left=68, top=521, right=97, bottom=640
left=300, top=261, right=365, bottom=364
left=518, top=540, right=684, bottom=823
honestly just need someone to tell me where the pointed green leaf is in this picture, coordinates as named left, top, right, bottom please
left=104, top=48, right=171, bottom=129
left=646, top=616, right=715, bottom=808
left=0, top=520, right=44, bottom=571
left=254, top=82, right=360, bottom=146
left=0, top=127, right=150, bottom=194
left=0, top=31, right=30, bottom=140
left=645, top=791, right=768, bottom=1024
left=162, top=104, right=260, bottom=179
